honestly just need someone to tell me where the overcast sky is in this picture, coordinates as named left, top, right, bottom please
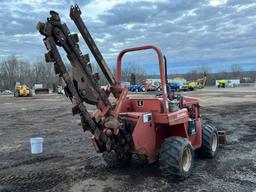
left=0, top=0, right=255, bottom=74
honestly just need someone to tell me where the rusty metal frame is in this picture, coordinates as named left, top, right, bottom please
left=116, top=45, right=168, bottom=113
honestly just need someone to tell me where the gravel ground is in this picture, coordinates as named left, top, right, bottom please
left=0, top=87, right=256, bottom=192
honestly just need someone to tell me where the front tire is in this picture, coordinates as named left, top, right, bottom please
left=197, top=124, right=219, bottom=157
left=159, top=137, right=194, bottom=179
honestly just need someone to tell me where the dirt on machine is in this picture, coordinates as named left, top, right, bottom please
left=37, top=4, right=226, bottom=179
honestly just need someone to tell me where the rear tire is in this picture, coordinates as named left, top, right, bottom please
left=159, top=137, right=194, bottom=179
left=103, top=151, right=131, bottom=168
left=197, top=124, right=218, bottom=157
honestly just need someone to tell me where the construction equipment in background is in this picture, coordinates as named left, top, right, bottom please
left=128, top=84, right=145, bottom=92
left=128, top=74, right=145, bottom=92
left=14, top=82, right=32, bottom=97
left=184, top=73, right=207, bottom=91
left=168, top=82, right=183, bottom=91
left=216, top=79, right=240, bottom=88
left=217, top=79, right=234, bottom=88
left=33, top=83, right=50, bottom=94
left=141, top=80, right=161, bottom=91
left=196, top=74, right=207, bottom=89
left=37, top=5, right=225, bottom=179
left=217, top=80, right=227, bottom=88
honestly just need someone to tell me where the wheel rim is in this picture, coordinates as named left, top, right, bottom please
left=182, top=147, right=192, bottom=172
left=211, top=133, right=218, bottom=152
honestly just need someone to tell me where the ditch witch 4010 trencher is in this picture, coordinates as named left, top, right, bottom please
left=37, top=4, right=225, bottom=179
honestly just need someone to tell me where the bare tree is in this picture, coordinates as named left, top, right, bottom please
left=130, top=73, right=136, bottom=85
left=230, top=64, right=242, bottom=78
left=0, top=56, right=18, bottom=89
left=0, top=56, right=59, bottom=90
left=198, top=64, right=211, bottom=74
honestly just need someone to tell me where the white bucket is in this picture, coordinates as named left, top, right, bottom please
left=30, top=137, right=43, bottom=154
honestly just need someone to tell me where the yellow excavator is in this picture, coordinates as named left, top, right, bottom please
left=14, top=83, right=32, bottom=97
left=185, top=73, right=207, bottom=91
left=196, top=75, right=207, bottom=89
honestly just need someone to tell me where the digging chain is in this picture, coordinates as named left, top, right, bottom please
left=37, top=7, right=132, bottom=158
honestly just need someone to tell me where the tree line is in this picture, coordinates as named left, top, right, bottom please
left=0, top=56, right=57, bottom=90
left=178, top=64, right=256, bottom=85
left=0, top=56, right=147, bottom=90
left=0, top=56, right=255, bottom=91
